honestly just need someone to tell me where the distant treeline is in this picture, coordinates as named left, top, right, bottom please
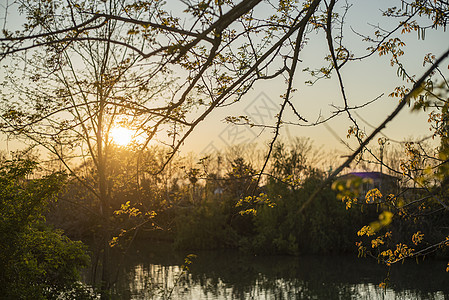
left=45, top=139, right=449, bottom=256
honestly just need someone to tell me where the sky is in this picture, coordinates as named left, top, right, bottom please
left=0, top=0, right=448, bottom=171
left=182, top=0, right=449, bottom=163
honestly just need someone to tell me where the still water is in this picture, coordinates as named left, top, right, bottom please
left=87, top=242, right=449, bottom=299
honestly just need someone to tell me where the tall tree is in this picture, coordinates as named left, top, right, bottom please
left=0, top=0, right=183, bottom=293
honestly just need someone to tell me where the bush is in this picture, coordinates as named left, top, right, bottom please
left=0, top=159, right=92, bottom=299
left=250, top=175, right=369, bottom=255
left=173, top=198, right=240, bottom=249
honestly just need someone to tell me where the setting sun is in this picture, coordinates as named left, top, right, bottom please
left=110, top=127, right=134, bottom=146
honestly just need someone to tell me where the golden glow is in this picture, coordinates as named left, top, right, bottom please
left=110, top=127, right=134, bottom=146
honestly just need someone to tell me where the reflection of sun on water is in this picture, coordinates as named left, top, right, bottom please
left=110, top=127, right=134, bottom=146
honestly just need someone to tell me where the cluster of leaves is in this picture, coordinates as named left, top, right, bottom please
left=339, top=177, right=449, bottom=277
left=0, top=158, right=92, bottom=299
left=236, top=193, right=276, bottom=216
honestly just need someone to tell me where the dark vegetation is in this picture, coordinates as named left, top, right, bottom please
left=3, top=140, right=449, bottom=298
left=39, top=140, right=362, bottom=255
left=3, top=139, right=449, bottom=298
left=0, top=158, right=92, bottom=299
left=3, top=143, right=449, bottom=297
left=42, top=139, right=449, bottom=259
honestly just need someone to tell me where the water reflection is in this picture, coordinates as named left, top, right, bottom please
left=88, top=242, right=449, bottom=299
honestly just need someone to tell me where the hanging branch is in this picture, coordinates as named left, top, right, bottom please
left=299, top=46, right=449, bottom=213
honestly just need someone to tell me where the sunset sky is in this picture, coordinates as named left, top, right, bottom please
left=0, top=0, right=448, bottom=166
left=183, top=0, right=449, bottom=157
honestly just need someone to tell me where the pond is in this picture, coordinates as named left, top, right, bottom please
left=84, top=241, right=449, bottom=299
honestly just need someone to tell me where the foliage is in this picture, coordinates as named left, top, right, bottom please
left=173, top=142, right=371, bottom=255
left=249, top=142, right=369, bottom=255
left=173, top=156, right=259, bottom=249
left=340, top=126, right=449, bottom=274
left=346, top=85, right=449, bottom=275
left=174, top=198, right=240, bottom=249
left=0, top=159, right=92, bottom=299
